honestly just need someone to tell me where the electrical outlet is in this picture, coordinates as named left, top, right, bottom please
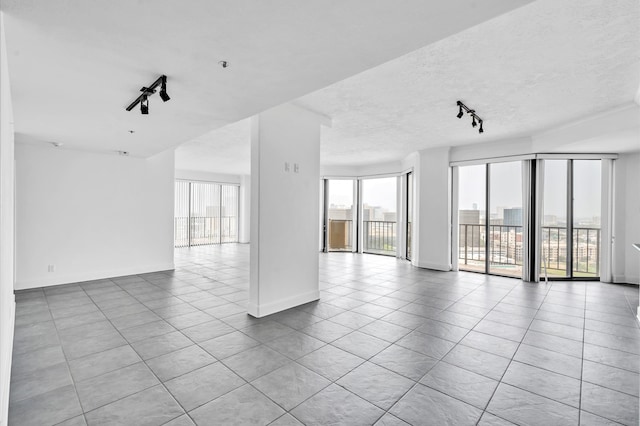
left=284, top=162, right=290, bottom=172
left=47, top=264, right=55, bottom=272
left=294, top=163, right=299, bottom=173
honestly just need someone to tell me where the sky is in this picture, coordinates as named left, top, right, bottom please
left=458, top=160, right=601, bottom=219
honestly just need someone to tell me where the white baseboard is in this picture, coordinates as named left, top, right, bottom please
left=1, top=295, right=15, bottom=426
left=14, top=262, right=175, bottom=290
left=413, top=261, right=452, bottom=272
left=613, top=275, right=640, bottom=285
left=248, top=289, right=320, bottom=318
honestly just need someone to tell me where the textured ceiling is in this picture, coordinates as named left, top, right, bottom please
left=176, top=0, right=640, bottom=173
left=2, top=0, right=530, bottom=157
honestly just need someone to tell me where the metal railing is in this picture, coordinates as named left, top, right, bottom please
left=327, top=219, right=353, bottom=251
left=459, top=224, right=600, bottom=277
left=363, top=220, right=396, bottom=256
left=174, top=216, right=238, bottom=248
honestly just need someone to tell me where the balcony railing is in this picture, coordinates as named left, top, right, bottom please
left=175, top=216, right=238, bottom=248
left=363, top=220, right=396, bottom=256
left=459, top=224, right=600, bottom=277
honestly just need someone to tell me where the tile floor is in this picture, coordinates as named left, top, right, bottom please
left=9, top=244, right=640, bottom=426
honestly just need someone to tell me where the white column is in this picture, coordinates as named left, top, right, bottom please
left=413, top=147, right=452, bottom=271
left=248, top=103, right=329, bottom=318
left=238, top=175, right=250, bottom=243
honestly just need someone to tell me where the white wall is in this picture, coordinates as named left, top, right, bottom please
left=249, top=103, right=326, bottom=317
left=0, top=12, right=15, bottom=426
left=15, top=145, right=175, bottom=289
left=613, top=152, right=640, bottom=285
left=413, top=147, right=452, bottom=271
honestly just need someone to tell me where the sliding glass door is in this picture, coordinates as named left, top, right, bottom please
left=326, top=179, right=356, bottom=252
left=174, top=180, right=239, bottom=248
left=540, top=160, right=601, bottom=279
left=458, top=161, right=523, bottom=278
left=361, top=177, right=397, bottom=256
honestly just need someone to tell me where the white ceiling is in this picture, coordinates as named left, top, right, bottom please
left=175, top=0, right=640, bottom=174
left=2, top=0, right=532, bottom=158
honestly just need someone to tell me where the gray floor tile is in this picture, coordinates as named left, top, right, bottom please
left=370, top=344, right=437, bottom=381
left=582, top=359, right=639, bottom=397
left=223, top=345, right=290, bottom=381
left=264, top=331, right=325, bottom=360
left=332, top=330, right=391, bottom=359
left=199, top=330, right=260, bottom=359
left=62, top=329, right=128, bottom=360
left=252, top=362, right=331, bottom=410
left=502, top=361, right=581, bottom=407
left=8, top=384, right=82, bottom=426
left=242, top=321, right=296, bottom=343
left=297, top=344, right=365, bottom=381
left=460, top=330, right=519, bottom=359
left=396, top=330, right=456, bottom=360
left=56, top=415, right=88, bottom=426
left=474, top=319, right=527, bottom=342
left=337, top=361, right=414, bottom=410
left=299, top=319, right=353, bottom=343
left=68, top=344, right=141, bottom=382
left=181, top=319, right=235, bottom=342
left=582, top=382, right=639, bottom=425
left=109, top=310, right=162, bottom=330
left=477, top=413, right=517, bottom=425
left=415, top=318, right=469, bottom=343
left=146, top=345, right=216, bottom=382
left=270, top=309, right=323, bottom=330
left=529, top=319, right=584, bottom=342
left=443, top=345, right=511, bottom=381
left=84, top=385, right=184, bottom=426
left=291, top=383, right=384, bottom=426
left=269, top=413, right=304, bottom=426
left=329, top=311, right=376, bottom=329
left=579, top=410, right=621, bottom=426
left=10, top=361, right=73, bottom=404
left=10, top=345, right=66, bottom=377
left=359, top=320, right=412, bottom=343
left=189, top=384, right=284, bottom=426
left=131, top=330, right=193, bottom=360
left=374, top=414, right=411, bottom=426
left=420, top=361, right=499, bottom=409
left=583, top=342, right=640, bottom=373
left=54, top=311, right=107, bottom=330
left=522, top=329, right=584, bottom=358
left=487, top=383, right=579, bottom=426
left=120, top=320, right=176, bottom=343
left=163, top=414, right=196, bottom=426
left=164, top=362, right=245, bottom=411
left=165, top=311, right=215, bottom=330
left=75, top=362, right=159, bottom=411
left=390, top=383, right=482, bottom=426
left=513, top=343, right=582, bottom=379
left=58, top=320, right=117, bottom=346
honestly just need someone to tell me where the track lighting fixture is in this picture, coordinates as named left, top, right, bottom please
left=140, top=95, right=149, bottom=114
left=126, top=75, right=171, bottom=114
left=456, top=101, right=485, bottom=134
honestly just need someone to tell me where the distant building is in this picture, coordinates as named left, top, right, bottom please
left=459, top=210, right=480, bottom=224
left=503, top=208, right=523, bottom=226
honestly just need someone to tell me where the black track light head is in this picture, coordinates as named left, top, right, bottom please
left=471, top=115, right=477, bottom=127
left=479, top=120, right=484, bottom=133
left=457, top=106, right=464, bottom=119
left=159, top=76, right=170, bottom=102
left=455, top=101, right=484, bottom=134
left=140, top=95, right=149, bottom=114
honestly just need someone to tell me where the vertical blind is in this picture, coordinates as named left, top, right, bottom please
left=174, top=180, right=239, bottom=248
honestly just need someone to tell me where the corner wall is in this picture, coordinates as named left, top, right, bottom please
left=0, top=12, right=15, bottom=426
left=613, top=152, right=640, bottom=284
left=15, top=145, right=175, bottom=289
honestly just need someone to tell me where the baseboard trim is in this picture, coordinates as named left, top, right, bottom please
left=613, top=275, right=640, bottom=285
left=1, top=295, right=15, bottom=426
left=413, top=261, right=452, bottom=272
left=15, top=262, right=176, bottom=290
left=248, top=289, right=320, bottom=318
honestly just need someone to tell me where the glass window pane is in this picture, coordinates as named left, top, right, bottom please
left=458, top=165, right=486, bottom=272
left=573, top=160, right=601, bottom=277
left=541, top=160, right=568, bottom=278
left=362, top=177, right=397, bottom=255
left=327, top=179, right=354, bottom=251
left=488, top=162, right=523, bottom=277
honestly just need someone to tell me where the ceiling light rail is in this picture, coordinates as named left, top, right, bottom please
left=456, top=100, right=484, bottom=134
left=125, top=75, right=171, bottom=114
